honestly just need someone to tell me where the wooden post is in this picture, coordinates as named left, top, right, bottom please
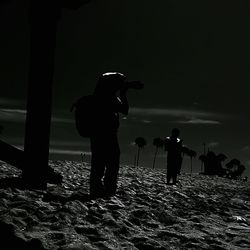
left=23, top=1, right=59, bottom=189
left=23, top=0, right=91, bottom=189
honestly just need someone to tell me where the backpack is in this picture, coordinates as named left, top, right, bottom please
left=71, top=95, right=94, bottom=138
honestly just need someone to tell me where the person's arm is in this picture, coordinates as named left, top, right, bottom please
left=164, top=137, right=169, bottom=151
left=116, top=88, right=129, bottom=115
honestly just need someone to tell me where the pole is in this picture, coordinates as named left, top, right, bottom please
left=191, top=157, right=193, bottom=175
left=136, top=147, right=140, bottom=166
left=201, top=142, right=206, bottom=173
left=23, top=1, right=60, bottom=189
left=152, top=147, right=158, bottom=169
left=134, top=154, right=137, bottom=166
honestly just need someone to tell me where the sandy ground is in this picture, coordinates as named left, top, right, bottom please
left=0, top=160, right=249, bottom=250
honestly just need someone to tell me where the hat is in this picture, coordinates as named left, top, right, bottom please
left=101, top=72, right=126, bottom=81
left=95, top=72, right=127, bottom=93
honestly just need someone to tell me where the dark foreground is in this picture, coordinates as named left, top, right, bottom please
left=0, top=160, right=249, bottom=250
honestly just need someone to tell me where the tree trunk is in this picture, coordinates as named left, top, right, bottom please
left=152, top=147, right=158, bottom=169
left=134, top=154, right=137, bottom=166
left=136, top=147, right=141, bottom=166
left=23, top=1, right=60, bottom=189
left=190, top=158, right=193, bottom=174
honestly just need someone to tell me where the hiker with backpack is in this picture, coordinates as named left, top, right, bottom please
left=71, top=72, right=143, bottom=198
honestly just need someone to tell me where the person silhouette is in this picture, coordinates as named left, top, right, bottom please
left=164, top=128, right=183, bottom=185
left=89, top=72, right=143, bottom=198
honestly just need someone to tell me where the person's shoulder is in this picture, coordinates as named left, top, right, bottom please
left=165, top=137, right=171, bottom=143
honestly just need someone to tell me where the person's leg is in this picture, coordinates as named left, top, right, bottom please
left=104, top=135, right=120, bottom=196
left=167, top=159, right=174, bottom=184
left=172, top=171, right=177, bottom=185
left=167, top=168, right=172, bottom=185
left=177, top=157, right=183, bottom=175
left=89, top=137, right=106, bottom=197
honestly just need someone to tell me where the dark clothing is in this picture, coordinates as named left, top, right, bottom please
left=89, top=94, right=128, bottom=197
left=165, top=136, right=183, bottom=184
left=90, top=134, right=120, bottom=197
left=91, top=95, right=127, bottom=134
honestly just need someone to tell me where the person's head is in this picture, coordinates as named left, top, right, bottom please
left=94, top=72, right=127, bottom=96
left=171, top=128, right=180, bottom=138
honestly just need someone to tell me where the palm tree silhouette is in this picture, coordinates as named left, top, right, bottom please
left=216, top=153, right=227, bottom=176
left=182, top=146, right=190, bottom=157
left=226, top=158, right=241, bottom=178
left=135, top=137, right=147, bottom=166
left=199, top=154, right=206, bottom=173
left=217, top=153, right=227, bottom=162
left=188, top=149, right=197, bottom=174
left=234, top=164, right=246, bottom=179
left=152, top=137, right=164, bottom=169
left=230, top=158, right=241, bottom=166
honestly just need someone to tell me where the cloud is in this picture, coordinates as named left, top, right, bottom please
left=49, top=148, right=91, bottom=156
left=0, top=108, right=26, bottom=122
left=0, top=108, right=73, bottom=124
left=130, top=107, right=221, bottom=118
left=176, top=118, right=222, bottom=125
left=129, top=107, right=223, bottom=126
left=242, top=146, right=250, bottom=152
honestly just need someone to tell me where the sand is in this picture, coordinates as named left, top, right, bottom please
left=0, top=160, right=249, bottom=249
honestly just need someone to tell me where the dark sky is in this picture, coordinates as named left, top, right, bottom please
left=0, top=0, right=250, bottom=177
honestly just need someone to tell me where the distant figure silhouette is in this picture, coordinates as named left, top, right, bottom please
left=164, top=128, right=183, bottom=185
left=87, top=72, right=143, bottom=198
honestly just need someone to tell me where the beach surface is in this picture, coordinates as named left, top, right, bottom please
left=0, top=160, right=249, bottom=249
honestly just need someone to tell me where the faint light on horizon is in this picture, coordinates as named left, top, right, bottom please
left=207, top=142, right=219, bottom=148
left=130, top=107, right=222, bottom=118
left=0, top=108, right=73, bottom=124
left=142, top=120, right=152, bottom=124
left=176, top=118, right=222, bottom=125
left=49, top=149, right=91, bottom=156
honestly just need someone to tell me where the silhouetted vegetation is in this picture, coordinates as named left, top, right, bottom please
left=198, top=152, right=247, bottom=180
left=132, top=130, right=247, bottom=182
left=187, top=149, right=197, bottom=174
left=135, top=137, right=147, bottom=166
